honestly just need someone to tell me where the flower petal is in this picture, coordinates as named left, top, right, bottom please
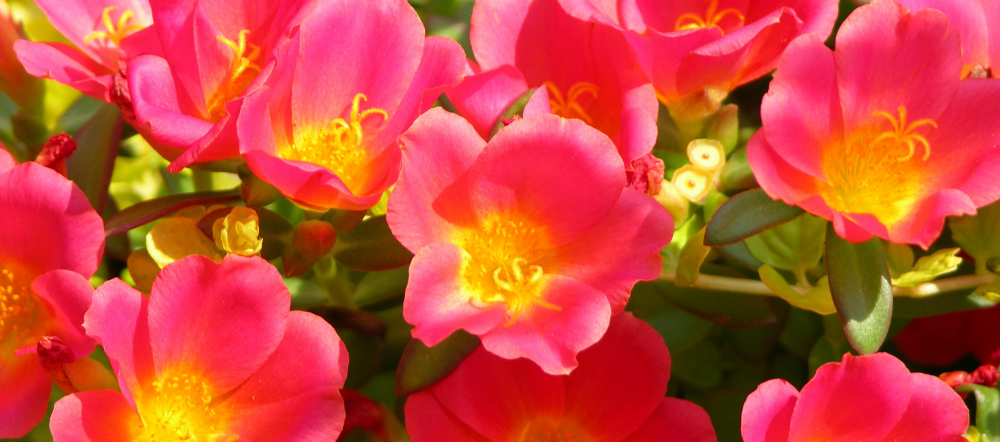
left=622, top=398, right=717, bottom=442
left=13, top=41, right=113, bottom=101
left=742, top=379, right=799, bottom=442
left=84, top=279, right=155, bottom=407
left=879, top=373, right=970, bottom=442
left=445, top=64, right=530, bottom=139
left=0, top=354, right=49, bottom=439
left=893, top=311, right=973, bottom=366
left=31, top=270, right=96, bottom=356
left=404, top=392, right=494, bottom=442
left=50, top=390, right=143, bottom=442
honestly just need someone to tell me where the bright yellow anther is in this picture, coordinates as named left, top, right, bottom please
left=675, top=0, right=745, bottom=32
left=84, top=6, right=143, bottom=47
left=544, top=81, right=599, bottom=124
left=872, top=106, right=938, bottom=161
left=205, top=30, right=262, bottom=121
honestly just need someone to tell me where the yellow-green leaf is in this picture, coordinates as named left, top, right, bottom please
left=759, top=264, right=836, bottom=315
left=892, top=248, right=962, bottom=287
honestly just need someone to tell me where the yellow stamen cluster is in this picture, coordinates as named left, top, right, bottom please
left=213, top=207, right=263, bottom=257
left=675, top=0, right=745, bottom=32
left=206, top=30, right=262, bottom=122
left=0, top=264, right=37, bottom=346
left=84, top=6, right=143, bottom=47
left=544, top=82, right=599, bottom=124
left=138, top=373, right=223, bottom=441
left=872, top=106, right=938, bottom=162
left=279, top=93, right=388, bottom=193
left=460, top=218, right=559, bottom=326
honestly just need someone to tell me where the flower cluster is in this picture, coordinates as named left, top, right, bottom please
left=1, top=0, right=999, bottom=440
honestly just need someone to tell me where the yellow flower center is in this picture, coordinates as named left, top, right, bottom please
left=206, top=30, right=262, bottom=122
left=675, top=0, right=745, bottom=33
left=544, top=82, right=599, bottom=124
left=278, top=93, right=388, bottom=194
left=820, top=106, right=936, bottom=227
left=137, top=372, right=233, bottom=441
left=0, top=263, right=40, bottom=349
left=84, top=6, right=144, bottom=47
left=459, top=217, right=559, bottom=326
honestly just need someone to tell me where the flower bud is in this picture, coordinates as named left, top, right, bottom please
left=686, top=139, right=726, bottom=172
left=37, top=336, right=118, bottom=394
left=671, top=165, right=713, bottom=204
left=626, top=153, right=665, bottom=196
left=654, top=181, right=690, bottom=226
left=240, top=173, right=280, bottom=207
left=293, top=220, right=336, bottom=262
left=213, top=206, right=264, bottom=256
left=34, top=133, right=76, bottom=176
left=705, top=104, right=739, bottom=154
left=721, top=146, right=757, bottom=193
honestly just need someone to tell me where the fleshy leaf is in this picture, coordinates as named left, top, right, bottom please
left=675, top=227, right=710, bottom=287
left=892, top=248, right=962, bottom=287
left=395, top=330, right=481, bottom=396
left=956, top=384, right=999, bottom=439
left=333, top=215, right=414, bottom=271
left=825, top=224, right=893, bottom=355
left=104, top=189, right=242, bottom=236
left=656, top=281, right=777, bottom=327
left=66, top=104, right=123, bottom=213
left=951, top=200, right=1000, bottom=272
left=745, top=213, right=826, bottom=276
left=704, top=188, right=804, bottom=246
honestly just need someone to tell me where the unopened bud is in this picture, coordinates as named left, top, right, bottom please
left=339, top=389, right=386, bottom=440
left=666, top=86, right=729, bottom=139
left=34, top=133, right=76, bottom=176
left=293, top=220, right=336, bottom=262
left=704, top=104, right=739, bottom=154
left=240, top=173, right=280, bottom=207
left=37, top=337, right=117, bottom=394
left=110, top=68, right=136, bottom=126
left=213, top=206, right=263, bottom=256
left=686, top=139, right=725, bottom=172
left=721, top=146, right=757, bottom=193
left=654, top=181, right=690, bottom=226
left=671, top=165, right=713, bottom=204
left=626, top=153, right=665, bottom=196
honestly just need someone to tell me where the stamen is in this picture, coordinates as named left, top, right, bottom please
left=872, top=106, right=937, bottom=161
left=206, top=30, right=262, bottom=122
left=675, top=0, right=745, bottom=33
left=0, top=264, right=37, bottom=345
left=84, top=7, right=143, bottom=47
left=138, top=373, right=221, bottom=441
left=544, top=81, right=599, bottom=124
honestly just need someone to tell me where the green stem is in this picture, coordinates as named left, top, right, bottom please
left=192, top=169, right=214, bottom=192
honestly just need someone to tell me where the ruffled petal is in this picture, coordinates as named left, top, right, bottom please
left=13, top=41, right=113, bottom=101
left=879, top=373, right=970, bottom=442
left=404, top=393, right=494, bottom=442
left=50, top=390, right=143, bottom=442
left=84, top=279, right=155, bottom=407
left=445, top=64, right=530, bottom=139
left=31, top=270, right=96, bottom=356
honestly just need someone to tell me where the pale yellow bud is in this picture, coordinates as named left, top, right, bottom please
left=672, top=165, right=714, bottom=204
left=687, top=139, right=726, bottom=172
left=654, top=181, right=690, bottom=226
left=213, top=206, right=263, bottom=256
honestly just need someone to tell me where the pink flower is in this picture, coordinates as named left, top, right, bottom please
left=50, top=254, right=350, bottom=441
left=387, top=110, right=672, bottom=374
left=748, top=0, right=1000, bottom=247
left=405, top=313, right=717, bottom=442
left=742, top=353, right=969, bottom=442
left=897, top=0, right=1000, bottom=78
left=0, top=148, right=103, bottom=439
left=238, top=0, right=465, bottom=211
left=894, top=305, right=1000, bottom=367
left=557, top=0, right=838, bottom=113
left=14, top=0, right=153, bottom=102
left=447, top=0, right=658, bottom=166
left=126, top=0, right=320, bottom=164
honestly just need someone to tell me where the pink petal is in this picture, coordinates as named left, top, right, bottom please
left=480, top=274, right=611, bottom=375
left=523, top=84, right=553, bottom=117
left=147, top=255, right=289, bottom=393
left=555, top=0, right=647, bottom=32
left=897, top=0, right=992, bottom=67
left=84, top=279, right=155, bottom=407
left=747, top=132, right=827, bottom=215
left=879, top=373, right=970, bottom=442
left=0, top=354, right=49, bottom=439
left=50, top=390, right=142, bottom=442
left=626, top=27, right=722, bottom=102
left=834, top=0, right=962, bottom=133
left=403, top=242, right=507, bottom=347
left=33, top=0, right=152, bottom=68
left=468, top=115, right=625, bottom=246
left=622, top=398, right=717, bottom=442
left=0, top=147, right=15, bottom=173
left=788, top=353, right=912, bottom=442
left=968, top=305, right=1000, bottom=366
left=742, top=379, right=799, bottom=442
left=428, top=346, right=565, bottom=440
left=744, top=0, right=839, bottom=36
left=13, top=41, right=114, bottom=101
left=224, top=312, right=349, bottom=441
left=389, top=108, right=485, bottom=251
left=31, top=270, right=96, bottom=356
left=445, top=64, right=530, bottom=139
left=758, top=33, right=841, bottom=180
left=564, top=313, right=672, bottom=440
left=879, top=189, right=976, bottom=248
left=0, top=162, right=104, bottom=281
left=893, top=311, right=974, bottom=366
left=544, top=189, right=672, bottom=314
left=147, top=0, right=225, bottom=114
left=404, top=393, right=493, bottom=442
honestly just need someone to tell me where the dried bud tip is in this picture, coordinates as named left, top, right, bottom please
left=37, top=336, right=75, bottom=364
left=340, top=389, right=386, bottom=439
left=940, top=364, right=998, bottom=389
left=501, top=114, right=522, bottom=126
left=626, top=153, right=665, bottom=196
left=34, top=133, right=77, bottom=174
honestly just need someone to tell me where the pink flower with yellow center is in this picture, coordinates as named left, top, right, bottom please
left=898, top=0, right=1000, bottom=78
left=237, top=0, right=465, bottom=211
left=14, top=0, right=153, bottom=102
left=445, top=0, right=659, bottom=167
left=557, top=0, right=838, bottom=113
left=50, top=254, right=350, bottom=441
left=0, top=148, right=104, bottom=439
left=742, top=353, right=969, bottom=442
left=388, top=110, right=673, bottom=374
left=748, top=0, right=1000, bottom=247
left=405, top=313, right=717, bottom=442
left=126, top=0, right=320, bottom=164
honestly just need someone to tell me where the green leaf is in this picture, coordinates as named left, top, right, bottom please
left=807, top=336, right=852, bottom=377
left=662, top=215, right=705, bottom=273
left=825, top=225, right=893, bottom=355
left=104, top=189, right=241, bottom=237
left=704, top=188, right=804, bottom=247
left=675, top=227, right=711, bottom=287
left=716, top=241, right=764, bottom=270
left=894, top=289, right=998, bottom=317
left=396, top=331, right=480, bottom=396
left=892, top=248, right=962, bottom=287
left=721, top=146, right=756, bottom=193
left=728, top=301, right=789, bottom=362
left=881, top=240, right=915, bottom=278
left=956, top=384, right=1000, bottom=439
left=671, top=341, right=722, bottom=388
left=488, top=88, right=535, bottom=140
left=951, top=200, right=1000, bottom=272
left=333, top=215, right=414, bottom=271
left=66, top=105, right=123, bottom=213
left=355, top=267, right=409, bottom=310
left=646, top=307, right=714, bottom=351
left=655, top=280, right=777, bottom=327
left=745, top=213, right=826, bottom=277
left=759, top=265, right=836, bottom=315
